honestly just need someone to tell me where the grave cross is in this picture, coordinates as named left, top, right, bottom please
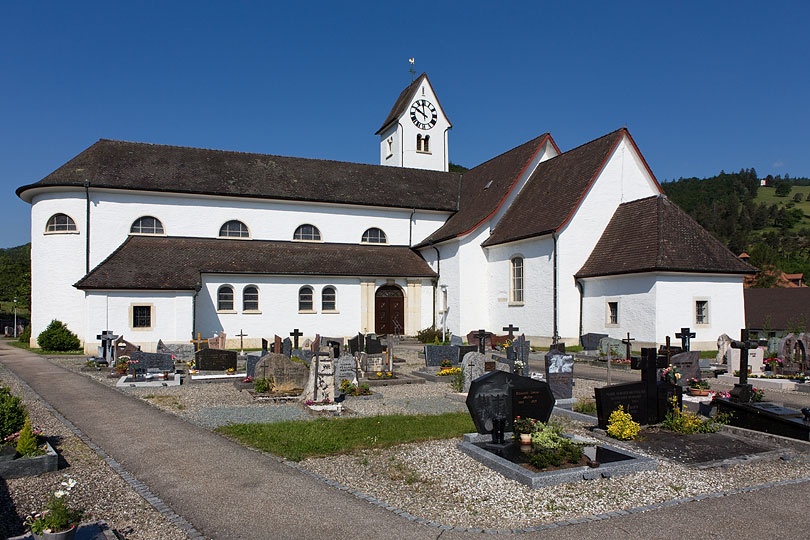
left=96, top=330, right=119, bottom=363
left=290, top=328, right=303, bottom=349
left=676, top=327, right=696, bottom=352
left=236, top=329, right=247, bottom=355
left=190, top=333, right=208, bottom=352
left=502, top=324, right=519, bottom=340
left=621, top=332, right=635, bottom=361
left=729, top=329, right=767, bottom=403
left=473, top=329, right=492, bottom=354
left=662, top=336, right=675, bottom=365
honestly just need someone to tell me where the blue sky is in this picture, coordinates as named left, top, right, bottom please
left=2, top=1, right=808, bottom=248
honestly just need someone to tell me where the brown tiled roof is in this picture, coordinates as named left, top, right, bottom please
left=414, top=134, right=554, bottom=247
left=75, top=236, right=437, bottom=290
left=376, top=73, right=426, bottom=135
left=482, top=129, right=634, bottom=247
left=575, top=196, right=757, bottom=278
left=745, top=287, right=810, bottom=330
left=17, top=139, right=461, bottom=212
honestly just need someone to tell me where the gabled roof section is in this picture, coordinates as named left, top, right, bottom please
left=414, top=134, right=554, bottom=247
left=744, top=288, right=810, bottom=330
left=17, top=139, right=461, bottom=211
left=75, top=236, right=437, bottom=290
left=575, top=195, right=756, bottom=279
left=375, top=73, right=452, bottom=135
left=482, top=129, right=638, bottom=247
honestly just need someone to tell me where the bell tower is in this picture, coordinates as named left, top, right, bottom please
left=375, top=72, right=451, bottom=172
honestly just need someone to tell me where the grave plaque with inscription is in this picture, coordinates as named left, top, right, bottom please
left=544, top=351, right=574, bottom=399
left=595, top=382, right=648, bottom=429
left=669, top=351, right=700, bottom=383
left=466, top=370, right=555, bottom=434
left=195, top=348, right=237, bottom=371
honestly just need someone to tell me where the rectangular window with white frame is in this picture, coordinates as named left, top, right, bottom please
left=510, top=257, right=524, bottom=304
left=695, top=299, right=709, bottom=325
left=606, top=300, right=619, bottom=327
left=131, top=305, right=152, bottom=330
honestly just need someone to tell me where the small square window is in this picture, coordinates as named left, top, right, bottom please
left=133, top=306, right=151, bottom=328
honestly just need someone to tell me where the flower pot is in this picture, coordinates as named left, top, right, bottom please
left=688, top=388, right=710, bottom=396
left=519, top=433, right=532, bottom=445
left=33, top=525, right=76, bottom=540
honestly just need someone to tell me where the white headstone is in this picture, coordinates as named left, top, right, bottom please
left=728, top=347, right=765, bottom=375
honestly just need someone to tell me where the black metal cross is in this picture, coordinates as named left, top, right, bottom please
left=621, top=332, right=635, bottom=360
left=676, top=327, right=695, bottom=351
left=474, top=329, right=492, bottom=354
left=236, top=329, right=247, bottom=354
left=502, top=324, right=519, bottom=340
left=729, top=329, right=767, bottom=402
left=96, top=330, right=118, bottom=362
left=290, top=328, right=303, bottom=349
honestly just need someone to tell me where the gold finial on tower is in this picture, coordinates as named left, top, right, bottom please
left=408, top=58, right=416, bottom=82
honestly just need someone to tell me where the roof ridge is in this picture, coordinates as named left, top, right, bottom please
left=545, top=128, right=625, bottom=162
left=463, top=133, right=550, bottom=173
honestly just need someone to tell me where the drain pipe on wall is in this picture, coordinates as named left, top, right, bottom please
left=552, top=231, right=559, bottom=343
left=408, top=208, right=416, bottom=246
left=576, top=279, right=584, bottom=344
left=429, top=243, right=440, bottom=328
left=84, top=179, right=90, bottom=275
left=192, top=282, right=202, bottom=339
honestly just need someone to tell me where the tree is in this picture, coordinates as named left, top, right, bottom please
left=795, top=192, right=805, bottom=203
left=775, top=181, right=792, bottom=197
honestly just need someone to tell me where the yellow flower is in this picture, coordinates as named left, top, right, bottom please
left=376, top=372, right=382, bottom=377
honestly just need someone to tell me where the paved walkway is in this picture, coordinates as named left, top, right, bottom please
left=2, top=342, right=808, bottom=540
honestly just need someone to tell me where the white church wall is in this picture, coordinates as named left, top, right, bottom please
left=196, top=275, right=363, bottom=347
left=486, top=236, right=554, bottom=339
left=379, top=124, right=401, bottom=167
left=580, top=274, right=658, bottom=345
left=420, top=279, right=436, bottom=330
left=421, top=240, right=461, bottom=335
left=557, top=135, right=661, bottom=341
left=654, top=274, right=745, bottom=350
left=30, top=191, right=88, bottom=346
left=456, top=226, right=495, bottom=335
left=84, top=290, right=194, bottom=353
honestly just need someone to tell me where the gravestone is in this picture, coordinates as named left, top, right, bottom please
left=323, top=337, right=342, bottom=359
left=156, top=340, right=194, bottom=364
left=246, top=353, right=261, bottom=379
left=580, top=333, right=608, bottom=351
left=729, top=347, right=764, bottom=375
left=424, top=345, right=460, bottom=367
left=253, top=353, right=308, bottom=391
left=208, top=332, right=227, bottom=350
left=461, top=352, right=509, bottom=393
left=274, top=335, right=283, bottom=354
left=514, top=335, right=530, bottom=376
left=96, top=331, right=118, bottom=364
left=291, top=349, right=313, bottom=366
left=261, top=338, right=269, bottom=356
left=335, top=353, right=358, bottom=388
left=195, top=348, right=237, bottom=371
left=599, top=337, right=623, bottom=356
left=348, top=334, right=364, bottom=355
left=289, top=328, right=304, bottom=349
left=115, top=337, right=140, bottom=358
left=282, top=338, right=292, bottom=359
left=303, top=348, right=335, bottom=402
left=490, top=334, right=510, bottom=350
left=130, top=351, right=174, bottom=374
left=716, top=334, right=732, bottom=365
left=468, top=329, right=493, bottom=353
left=544, top=351, right=574, bottom=399
left=450, top=335, right=463, bottom=346
left=458, top=345, right=478, bottom=362
left=366, top=335, right=384, bottom=355
left=669, top=351, right=701, bottom=383
left=465, top=370, right=555, bottom=434
left=363, top=353, right=386, bottom=374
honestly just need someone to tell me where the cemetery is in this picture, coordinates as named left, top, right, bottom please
left=4, top=323, right=810, bottom=535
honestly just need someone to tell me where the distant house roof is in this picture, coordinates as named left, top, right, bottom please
left=375, top=73, right=452, bottom=135
left=415, top=134, right=555, bottom=247
left=17, top=139, right=461, bottom=212
left=75, top=236, right=436, bottom=290
left=482, top=129, right=657, bottom=247
left=576, top=195, right=757, bottom=279
left=745, top=287, right=810, bottom=330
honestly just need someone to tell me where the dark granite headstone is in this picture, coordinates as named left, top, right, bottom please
left=466, top=370, right=555, bottom=434
left=714, top=398, right=810, bottom=441
left=195, top=348, right=237, bottom=371
left=130, top=351, right=175, bottom=374
left=366, top=336, right=384, bottom=355
left=424, top=345, right=460, bottom=367
left=458, top=345, right=478, bottom=362
left=580, top=333, right=608, bottom=351
left=246, top=353, right=261, bottom=379
left=335, top=353, right=357, bottom=387
left=544, top=351, right=574, bottom=399
left=449, top=335, right=463, bottom=346
left=261, top=338, right=268, bottom=356
left=291, top=349, right=313, bottom=366
left=514, top=335, right=530, bottom=376
left=348, top=334, right=362, bottom=355
left=253, top=353, right=308, bottom=390
left=282, top=338, right=292, bottom=358
left=669, top=351, right=700, bottom=384
left=323, top=337, right=342, bottom=359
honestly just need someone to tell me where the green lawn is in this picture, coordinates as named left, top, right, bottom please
left=216, top=412, right=475, bottom=461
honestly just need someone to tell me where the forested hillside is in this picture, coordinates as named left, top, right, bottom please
left=662, top=170, right=810, bottom=286
left=0, top=243, right=30, bottom=310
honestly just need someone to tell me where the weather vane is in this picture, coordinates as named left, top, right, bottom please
left=408, top=57, right=416, bottom=82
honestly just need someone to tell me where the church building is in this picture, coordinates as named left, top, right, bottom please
left=17, top=73, right=754, bottom=353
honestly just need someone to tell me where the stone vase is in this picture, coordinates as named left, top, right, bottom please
left=519, top=433, right=532, bottom=445
left=33, top=525, right=76, bottom=540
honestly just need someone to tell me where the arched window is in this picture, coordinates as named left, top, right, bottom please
left=510, top=257, right=524, bottom=303
left=416, top=134, right=423, bottom=152
left=219, top=220, right=249, bottom=238
left=243, top=286, right=259, bottom=311
left=294, top=224, right=321, bottom=241
left=130, top=216, right=164, bottom=235
left=361, top=227, right=387, bottom=244
left=217, top=285, right=234, bottom=311
left=45, top=213, right=77, bottom=233
left=322, top=286, right=337, bottom=311
left=423, top=134, right=430, bottom=152
left=298, top=286, right=314, bottom=311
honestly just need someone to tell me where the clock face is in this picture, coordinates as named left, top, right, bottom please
left=410, top=99, right=438, bottom=130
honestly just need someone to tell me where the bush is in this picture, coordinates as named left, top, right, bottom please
left=253, top=377, right=273, bottom=393
left=18, top=324, right=31, bottom=344
left=449, top=368, right=464, bottom=393
left=0, top=386, right=27, bottom=440
left=529, top=438, right=584, bottom=470
left=37, top=320, right=81, bottom=351
left=606, top=405, right=640, bottom=440
left=661, top=396, right=726, bottom=434
left=572, top=399, right=597, bottom=415
left=416, top=326, right=451, bottom=344
left=15, top=418, right=39, bottom=456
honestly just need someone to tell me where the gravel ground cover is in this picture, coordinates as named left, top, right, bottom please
left=0, top=361, right=187, bottom=540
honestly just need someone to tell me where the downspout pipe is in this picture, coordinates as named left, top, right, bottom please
left=429, top=243, right=440, bottom=328
left=84, top=180, right=90, bottom=275
left=408, top=208, right=416, bottom=246
left=576, top=279, right=584, bottom=346
left=552, top=232, right=558, bottom=343
left=192, top=282, right=202, bottom=339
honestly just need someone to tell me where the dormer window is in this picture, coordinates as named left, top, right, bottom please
left=45, top=213, right=77, bottom=233
left=361, top=227, right=387, bottom=244
left=130, top=216, right=164, bottom=235
left=294, top=224, right=321, bottom=242
left=219, top=220, right=249, bottom=238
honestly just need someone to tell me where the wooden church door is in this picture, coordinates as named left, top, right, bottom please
left=375, top=286, right=404, bottom=335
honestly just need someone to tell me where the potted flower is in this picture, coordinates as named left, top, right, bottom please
left=225, top=367, right=235, bottom=375
left=661, top=364, right=681, bottom=385
left=25, top=476, right=85, bottom=540
left=764, top=357, right=781, bottom=372
left=687, top=378, right=711, bottom=396
left=440, top=358, right=453, bottom=369
left=512, top=416, right=537, bottom=444
left=114, top=357, right=129, bottom=375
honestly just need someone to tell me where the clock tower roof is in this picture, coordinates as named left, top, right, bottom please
left=375, top=72, right=452, bottom=135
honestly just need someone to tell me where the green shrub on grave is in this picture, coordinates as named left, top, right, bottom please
left=416, top=326, right=451, bottom=344
left=0, top=385, right=27, bottom=440
left=37, top=319, right=81, bottom=351
left=15, top=418, right=39, bottom=456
